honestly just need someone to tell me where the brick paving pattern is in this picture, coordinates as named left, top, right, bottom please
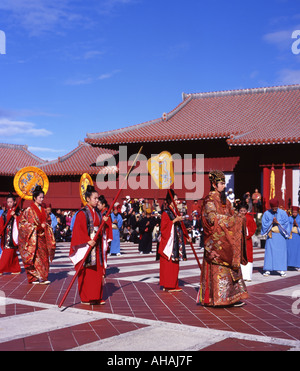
left=0, top=242, right=299, bottom=351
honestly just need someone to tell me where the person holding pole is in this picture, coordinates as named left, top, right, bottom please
left=59, top=147, right=143, bottom=308
left=69, top=185, right=109, bottom=305
left=158, top=189, right=191, bottom=292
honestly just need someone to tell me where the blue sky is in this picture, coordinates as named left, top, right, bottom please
left=0, top=0, right=299, bottom=160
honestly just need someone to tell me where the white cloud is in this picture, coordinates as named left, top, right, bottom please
left=0, top=118, right=52, bottom=137
left=0, top=0, right=85, bottom=36
left=64, top=77, right=94, bottom=86
left=0, top=0, right=137, bottom=35
left=65, top=69, right=121, bottom=85
left=263, top=29, right=293, bottom=51
left=98, top=69, right=121, bottom=80
left=28, top=146, right=65, bottom=153
left=277, top=69, right=300, bottom=84
left=83, top=50, right=105, bottom=60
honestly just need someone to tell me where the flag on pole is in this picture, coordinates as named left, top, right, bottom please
left=270, top=166, right=275, bottom=199
left=281, top=164, right=286, bottom=201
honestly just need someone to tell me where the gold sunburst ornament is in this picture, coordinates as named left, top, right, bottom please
left=13, top=166, right=49, bottom=200
left=79, top=173, right=94, bottom=206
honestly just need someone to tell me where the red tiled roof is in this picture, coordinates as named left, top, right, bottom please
left=38, top=141, right=118, bottom=176
left=85, top=85, right=300, bottom=147
left=0, top=143, right=45, bottom=176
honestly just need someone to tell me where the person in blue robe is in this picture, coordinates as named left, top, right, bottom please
left=261, top=198, right=290, bottom=277
left=110, top=205, right=123, bottom=256
left=287, top=206, right=300, bottom=270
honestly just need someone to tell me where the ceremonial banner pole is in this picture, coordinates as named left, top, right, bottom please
left=148, top=151, right=201, bottom=270
left=58, top=146, right=143, bottom=308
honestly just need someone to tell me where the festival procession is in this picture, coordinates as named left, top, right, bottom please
left=0, top=136, right=300, bottom=352
left=0, top=147, right=299, bottom=310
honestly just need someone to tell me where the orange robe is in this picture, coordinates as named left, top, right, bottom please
left=18, top=203, right=56, bottom=283
left=196, top=191, right=248, bottom=306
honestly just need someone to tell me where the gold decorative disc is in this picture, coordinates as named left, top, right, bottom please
left=13, top=166, right=49, bottom=200
left=79, top=173, right=94, bottom=205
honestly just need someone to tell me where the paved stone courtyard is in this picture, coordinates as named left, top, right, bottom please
left=0, top=241, right=299, bottom=352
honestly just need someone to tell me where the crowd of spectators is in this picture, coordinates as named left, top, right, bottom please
left=41, top=197, right=206, bottom=246
left=44, top=207, right=74, bottom=242
left=115, top=189, right=264, bottom=246
left=0, top=188, right=264, bottom=246
left=107, top=196, right=205, bottom=247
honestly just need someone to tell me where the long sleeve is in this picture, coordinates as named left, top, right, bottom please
left=261, top=210, right=273, bottom=236
left=158, top=211, right=174, bottom=259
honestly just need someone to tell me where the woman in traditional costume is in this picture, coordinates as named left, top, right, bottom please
left=69, top=185, right=108, bottom=305
left=97, top=195, right=113, bottom=276
left=158, top=189, right=189, bottom=292
left=287, top=206, right=300, bottom=270
left=261, top=198, right=290, bottom=277
left=0, top=193, right=22, bottom=275
left=238, top=203, right=257, bottom=281
left=196, top=170, right=248, bottom=307
left=110, top=205, right=123, bottom=256
left=18, top=186, right=56, bottom=284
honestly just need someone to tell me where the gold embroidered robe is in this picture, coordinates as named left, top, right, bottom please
left=196, top=191, right=248, bottom=306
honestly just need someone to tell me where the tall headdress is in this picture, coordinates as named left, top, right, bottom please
left=208, top=170, right=225, bottom=184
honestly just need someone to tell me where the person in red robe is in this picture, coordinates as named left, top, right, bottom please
left=0, top=193, right=22, bottom=275
left=158, top=189, right=191, bottom=292
left=196, top=170, right=248, bottom=307
left=238, top=203, right=257, bottom=281
left=70, top=186, right=109, bottom=305
left=18, top=186, right=56, bottom=284
left=97, top=195, right=113, bottom=276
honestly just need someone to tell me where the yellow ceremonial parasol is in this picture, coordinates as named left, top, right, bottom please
left=147, top=151, right=174, bottom=190
left=147, top=150, right=202, bottom=269
left=13, top=166, right=49, bottom=200
left=79, top=173, right=94, bottom=206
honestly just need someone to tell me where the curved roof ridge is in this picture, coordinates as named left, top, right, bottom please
left=0, top=143, right=28, bottom=150
left=182, top=84, right=300, bottom=100
left=0, top=143, right=44, bottom=164
left=86, top=117, right=162, bottom=140
left=85, top=84, right=300, bottom=147
left=38, top=142, right=95, bottom=168
left=86, top=96, right=194, bottom=140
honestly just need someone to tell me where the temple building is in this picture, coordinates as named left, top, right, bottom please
left=85, top=84, right=300, bottom=211
left=1, top=84, right=300, bottom=211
